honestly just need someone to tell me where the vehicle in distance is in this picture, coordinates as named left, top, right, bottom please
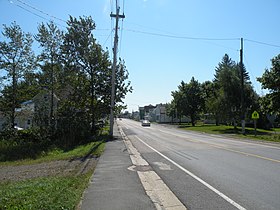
left=141, top=120, right=151, bottom=126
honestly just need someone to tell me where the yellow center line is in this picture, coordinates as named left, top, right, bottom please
left=158, top=129, right=280, bottom=164
left=210, top=144, right=280, bottom=163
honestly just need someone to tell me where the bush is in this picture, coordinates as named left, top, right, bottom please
left=0, top=128, right=51, bottom=161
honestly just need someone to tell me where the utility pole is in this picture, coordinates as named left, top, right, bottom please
left=109, top=1, right=125, bottom=137
left=240, top=38, right=245, bottom=134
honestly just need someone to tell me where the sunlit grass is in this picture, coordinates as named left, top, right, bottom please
left=0, top=140, right=105, bottom=166
left=179, top=123, right=280, bottom=143
left=0, top=173, right=92, bottom=210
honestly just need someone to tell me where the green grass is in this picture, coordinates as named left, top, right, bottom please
left=0, top=136, right=107, bottom=209
left=0, top=174, right=92, bottom=210
left=0, top=140, right=105, bottom=166
left=179, top=123, right=280, bottom=143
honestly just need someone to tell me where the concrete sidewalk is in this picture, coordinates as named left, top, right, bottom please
left=80, top=123, right=155, bottom=210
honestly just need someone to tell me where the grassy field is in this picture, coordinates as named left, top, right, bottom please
left=178, top=123, right=280, bottom=143
left=0, top=139, right=106, bottom=210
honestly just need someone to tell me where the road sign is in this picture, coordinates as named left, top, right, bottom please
left=251, top=111, right=259, bottom=119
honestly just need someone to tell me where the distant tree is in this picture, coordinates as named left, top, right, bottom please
left=182, top=77, right=204, bottom=126
left=201, top=81, right=221, bottom=125
left=212, top=54, right=258, bottom=127
left=171, top=77, right=204, bottom=126
left=257, top=54, right=280, bottom=114
left=0, top=22, right=35, bottom=128
left=166, top=101, right=177, bottom=123
left=171, top=88, right=185, bottom=123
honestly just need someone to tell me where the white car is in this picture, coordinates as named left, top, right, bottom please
left=141, top=120, right=151, bottom=127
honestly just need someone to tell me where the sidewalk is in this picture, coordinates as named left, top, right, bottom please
left=80, top=122, right=155, bottom=210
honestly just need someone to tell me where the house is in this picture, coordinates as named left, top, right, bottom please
left=0, top=90, right=60, bottom=131
left=14, top=100, right=34, bottom=129
left=139, top=104, right=156, bottom=120
left=131, top=111, right=140, bottom=120
left=152, top=104, right=172, bottom=123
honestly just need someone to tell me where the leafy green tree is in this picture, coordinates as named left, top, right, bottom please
left=212, top=54, right=257, bottom=127
left=214, top=55, right=240, bottom=125
left=0, top=22, right=35, bottom=128
left=257, top=54, right=280, bottom=114
left=171, top=87, right=185, bottom=123
left=63, top=16, right=111, bottom=134
left=201, top=81, right=221, bottom=125
left=63, top=16, right=132, bottom=134
left=166, top=101, right=177, bottom=123
left=171, top=77, right=204, bottom=126
left=35, top=21, right=64, bottom=130
left=182, top=77, right=204, bottom=126
left=115, top=59, right=133, bottom=110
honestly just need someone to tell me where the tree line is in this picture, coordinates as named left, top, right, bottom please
left=167, top=53, right=280, bottom=129
left=0, top=16, right=132, bottom=150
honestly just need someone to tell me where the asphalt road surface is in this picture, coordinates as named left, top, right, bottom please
left=117, top=119, right=280, bottom=210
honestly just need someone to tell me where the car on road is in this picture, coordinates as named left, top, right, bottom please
left=141, top=120, right=151, bottom=127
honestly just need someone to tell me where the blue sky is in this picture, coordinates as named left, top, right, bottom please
left=1, top=0, right=279, bottom=112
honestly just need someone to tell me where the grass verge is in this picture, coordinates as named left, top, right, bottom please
left=0, top=173, right=91, bottom=210
left=178, top=123, right=280, bottom=143
left=0, top=137, right=107, bottom=209
left=0, top=140, right=105, bottom=167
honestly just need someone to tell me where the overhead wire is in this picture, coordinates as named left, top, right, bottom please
left=15, top=0, right=67, bottom=24
left=102, top=29, right=114, bottom=48
left=10, top=0, right=110, bottom=31
left=244, top=39, right=280, bottom=48
left=8, top=0, right=280, bottom=57
left=243, top=54, right=262, bottom=94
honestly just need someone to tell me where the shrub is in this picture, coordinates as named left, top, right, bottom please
left=0, top=128, right=51, bottom=161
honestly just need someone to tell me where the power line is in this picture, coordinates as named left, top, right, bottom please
left=13, top=3, right=51, bottom=23
left=10, top=0, right=110, bottom=31
left=102, top=29, right=114, bottom=47
left=125, top=28, right=240, bottom=41
left=244, top=39, right=280, bottom=48
left=15, top=0, right=67, bottom=24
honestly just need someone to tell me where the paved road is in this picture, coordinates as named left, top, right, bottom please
left=118, top=119, right=280, bottom=210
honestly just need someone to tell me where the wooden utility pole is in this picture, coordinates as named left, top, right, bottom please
left=240, top=38, right=245, bottom=134
left=109, top=1, right=125, bottom=137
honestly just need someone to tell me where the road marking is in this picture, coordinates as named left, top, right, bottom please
left=158, top=125, right=280, bottom=150
left=120, top=120, right=280, bottom=163
left=135, top=135, right=247, bottom=210
left=157, top=129, right=280, bottom=163
left=118, top=126, right=187, bottom=210
left=209, top=144, right=280, bottom=163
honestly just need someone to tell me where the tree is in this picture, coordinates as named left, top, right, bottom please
left=211, top=54, right=258, bottom=128
left=62, top=16, right=132, bottom=135
left=0, top=22, right=35, bottom=128
left=63, top=16, right=106, bottom=134
left=171, top=88, right=184, bottom=123
left=182, top=77, right=204, bottom=126
left=35, top=21, right=64, bottom=130
left=166, top=101, right=177, bottom=123
left=201, top=81, right=221, bottom=125
left=257, top=54, right=280, bottom=114
left=171, top=77, right=204, bottom=126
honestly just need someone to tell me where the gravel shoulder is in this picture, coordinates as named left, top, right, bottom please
left=0, top=157, right=98, bottom=182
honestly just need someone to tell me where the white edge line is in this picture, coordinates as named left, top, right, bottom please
left=135, top=135, right=247, bottom=210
